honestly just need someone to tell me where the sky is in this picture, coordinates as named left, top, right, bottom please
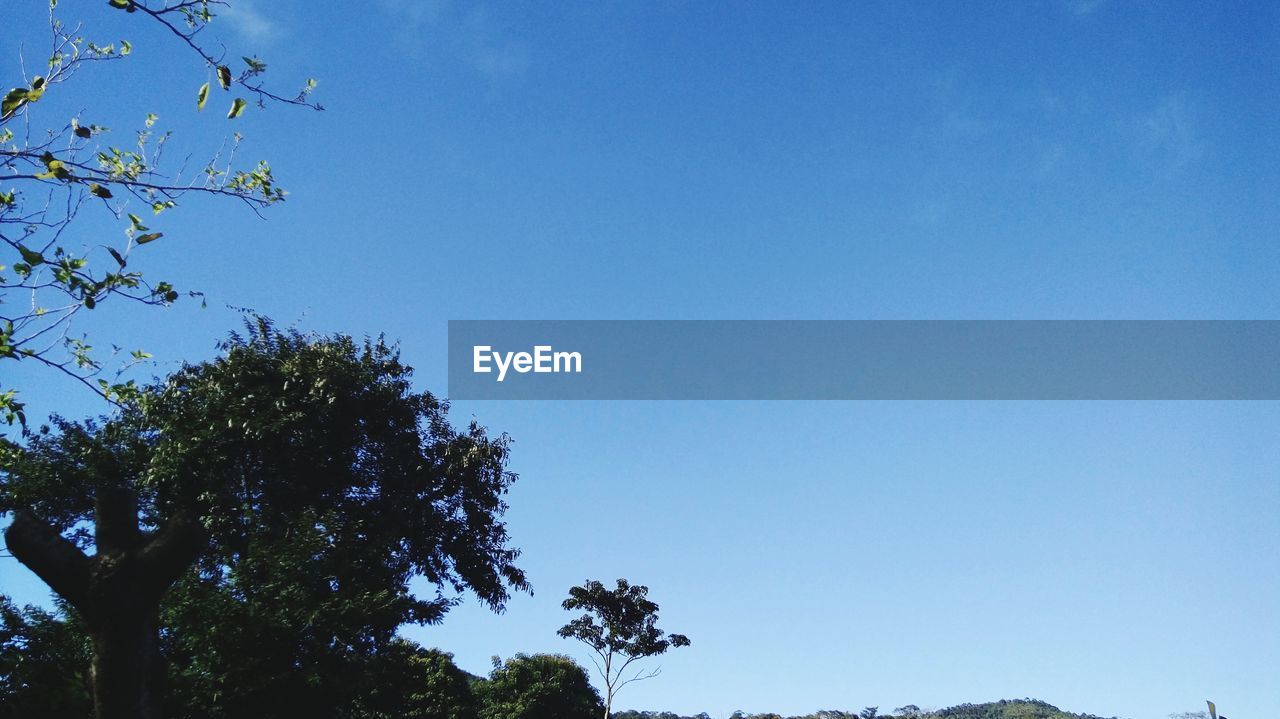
left=2, top=1, right=1279, bottom=717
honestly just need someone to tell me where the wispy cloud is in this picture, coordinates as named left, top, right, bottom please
left=927, top=70, right=995, bottom=143
left=379, top=0, right=450, bottom=29
left=1064, top=0, right=1110, bottom=17
left=377, top=0, right=530, bottom=80
left=217, top=0, right=279, bottom=44
left=1129, top=94, right=1205, bottom=173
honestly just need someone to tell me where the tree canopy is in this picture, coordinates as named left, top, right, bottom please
left=475, top=653, right=603, bottom=719
left=1, top=320, right=529, bottom=718
left=356, top=642, right=481, bottom=719
left=558, top=578, right=690, bottom=719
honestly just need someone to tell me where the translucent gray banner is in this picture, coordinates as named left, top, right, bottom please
left=447, top=321, right=1280, bottom=400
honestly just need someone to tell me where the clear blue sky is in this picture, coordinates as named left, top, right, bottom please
left=3, top=1, right=1278, bottom=717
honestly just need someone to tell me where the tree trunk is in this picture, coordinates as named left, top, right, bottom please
left=90, top=610, right=164, bottom=719
left=4, top=486, right=205, bottom=719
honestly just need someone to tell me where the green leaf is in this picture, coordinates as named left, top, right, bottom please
left=89, top=183, right=113, bottom=199
left=227, top=98, right=247, bottom=120
left=242, top=56, right=268, bottom=73
left=34, top=155, right=72, bottom=181
left=197, top=82, right=209, bottom=111
left=23, top=77, right=45, bottom=104
left=135, top=232, right=163, bottom=245
left=120, top=40, right=132, bottom=56
left=74, top=124, right=92, bottom=138
left=1, top=88, right=28, bottom=119
left=108, top=0, right=129, bottom=8
left=217, top=65, right=232, bottom=90
left=84, top=295, right=96, bottom=309
left=107, top=247, right=127, bottom=267
left=18, top=246, right=45, bottom=266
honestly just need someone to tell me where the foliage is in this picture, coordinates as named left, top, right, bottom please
left=0, top=597, right=92, bottom=718
left=0, top=601, right=1138, bottom=719
left=475, top=653, right=603, bottom=719
left=0, top=0, right=320, bottom=427
left=558, top=578, right=690, bottom=718
left=355, top=642, right=481, bottom=719
left=612, top=713, right=712, bottom=719
left=167, top=623, right=483, bottom=719
left=145, top=319, right=528, bottom=614
left=0, top=596, right=481, bottom=719
left=4, top=319, right=529, bottom=612
left=613, top=701, right=1120, bottom=719
left=1, top=320, right=529, bottom=717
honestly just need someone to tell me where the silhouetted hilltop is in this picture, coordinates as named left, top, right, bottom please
left=933, top=699, right=1116, bottom=719
left=614, top=698, right=1119, bottom=719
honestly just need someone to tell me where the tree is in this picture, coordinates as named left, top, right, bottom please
left=1, top=0, right=319, bottom=427
left=557, top=578, right=690, bottom=719
left=353, top=641, right=480, bottom=719
left=1, top=321, right=528, bottom=719
left=0, top=597, right=92, bottom=717
left=159, top=579, right=483, bottom=719
left=475, top=653, right=603, bottom=719
left=0, top=598, right=484, bottom=719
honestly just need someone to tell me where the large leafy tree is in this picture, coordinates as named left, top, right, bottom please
left=1, top=321, right=529, bottom=719
left=475, top=653, right=603, bottom=719
left=1, top=0, right=319, bottom=426
left=558, top=579, right=691, bottom=719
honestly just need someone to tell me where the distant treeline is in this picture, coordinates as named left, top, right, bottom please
left=614, top=698, right=1120, bottom=719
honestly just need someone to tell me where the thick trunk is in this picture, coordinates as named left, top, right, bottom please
left=90, top=611, right=164, bottom=719
left=4, top=488, right=205, bottom=719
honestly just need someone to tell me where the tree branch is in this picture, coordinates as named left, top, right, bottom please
left=4, top=511, right=93, bottom=613
left=137, top=511, right=206, bottom=599
left=131, top=1, right=323, bottom=111
left=614, top=665, right=661, bottom=693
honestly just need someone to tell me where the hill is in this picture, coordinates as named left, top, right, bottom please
left=614, top=698, right=1119, bottom=719
left=933, top=699, right=1116, bottom=719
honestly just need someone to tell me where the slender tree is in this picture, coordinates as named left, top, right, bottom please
left=558, top=579, right=690, bottom=719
